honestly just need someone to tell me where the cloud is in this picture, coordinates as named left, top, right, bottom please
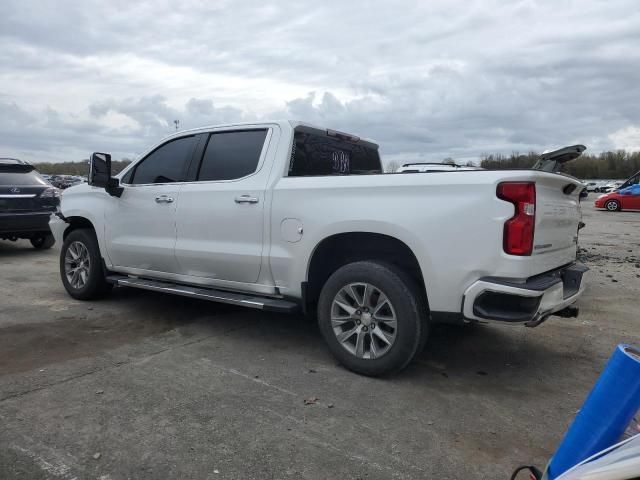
left=609, top=126, right=640, bottom=151
left=0, top=0, right=639, bottom=164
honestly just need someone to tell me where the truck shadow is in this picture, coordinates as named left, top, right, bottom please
left=121, top=289, right=581, bottom=385
left=2, top=281, right=590, bottom=389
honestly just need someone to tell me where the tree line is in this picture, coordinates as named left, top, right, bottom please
left=480, top=150, right=640, bottom=179
left=34, top=160, right=132, bottom=176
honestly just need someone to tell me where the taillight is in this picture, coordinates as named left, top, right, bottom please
left=497, top=182, right=536, bottom=256
left=40, top=187, right=61, bottom=206
left=40, top=187, right=60, bottom=199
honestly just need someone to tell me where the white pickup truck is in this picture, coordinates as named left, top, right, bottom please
left=50, top=121, right=588, bottom=376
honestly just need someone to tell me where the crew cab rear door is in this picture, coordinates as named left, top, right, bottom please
left=174, top=127, right=275, bottom=285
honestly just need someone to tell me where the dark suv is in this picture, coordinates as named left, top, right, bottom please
left=0, top=158, right=59, bottom=249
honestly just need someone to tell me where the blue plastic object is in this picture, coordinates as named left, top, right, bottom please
left=547, top=344, right=640, bottom=479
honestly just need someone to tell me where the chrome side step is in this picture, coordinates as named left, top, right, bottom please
left=106, top=275, right=299, bottom=313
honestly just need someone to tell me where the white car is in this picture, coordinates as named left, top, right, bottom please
left=583, top=181, right=599, bottom=192
left=601, top=181, right=624, bottom=193
left=50, top=121, right=588, bottom=376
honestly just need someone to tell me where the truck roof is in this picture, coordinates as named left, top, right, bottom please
left=155, top=120, right=378, bottom=148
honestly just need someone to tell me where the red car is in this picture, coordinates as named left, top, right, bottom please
left=594, top=186, right=640, bottom=211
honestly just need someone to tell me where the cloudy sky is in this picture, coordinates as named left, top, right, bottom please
left=1, top=0, right=639, bottom=165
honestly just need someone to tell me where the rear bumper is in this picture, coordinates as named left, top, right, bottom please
left=462, top=263, right=588, bottom=325
left=0, top=211, right=53, bottom=236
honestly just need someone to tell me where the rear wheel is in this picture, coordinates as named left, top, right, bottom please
left=30, top=233, right=55, bottom=249
left=317, top=261, right=427, bottom=376
left=60, top=229, right=112, bottom=300
left=605, top=200, right=621, bottom=212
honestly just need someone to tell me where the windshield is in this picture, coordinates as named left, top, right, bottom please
left=619, top=171, right=640, bottom=190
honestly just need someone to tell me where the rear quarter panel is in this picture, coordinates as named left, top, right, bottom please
left=270, top=170, right=584, bottom=312
left=270, top=171, right=547, bottom=312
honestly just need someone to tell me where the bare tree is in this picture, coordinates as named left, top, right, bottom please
left=385, top=160, right=400, bottom=173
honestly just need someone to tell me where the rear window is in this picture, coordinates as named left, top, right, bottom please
left=0, top=171, right=48, bottom=186
left=288, top=128, right=382, bottom=176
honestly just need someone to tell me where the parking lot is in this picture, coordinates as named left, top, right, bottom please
left=0, top=202, right=638, bottom=479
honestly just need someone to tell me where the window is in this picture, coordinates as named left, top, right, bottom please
left=120, top=169, right=133, bottom=184
left=288, top=128, right=382, bottom=177
left=197, top=130, right=267, bottom=181
left=0, top=171, right=48, bottom=186
left=130, top=136, right=195, bottom=184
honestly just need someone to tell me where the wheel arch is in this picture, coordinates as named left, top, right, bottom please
left=63, top=216, right=97, bottom=239
left=304, top=232, right=429, bottom=312
left=605, top=198, right=621, bottom=211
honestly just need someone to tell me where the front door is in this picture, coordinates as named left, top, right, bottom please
left=174, top=129, right=271, bottom=284
left=104, top=135, right=197, bottom=273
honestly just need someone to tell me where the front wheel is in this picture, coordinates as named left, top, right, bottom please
left=317, top=261, right=427, bottom=376
left=60, top=229, right=112, bottom=300
left=605, top=200, right=621, bottom=212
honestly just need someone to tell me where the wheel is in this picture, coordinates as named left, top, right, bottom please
left=605, top=200, right=621, bottom=212
left=30, top=233, right=55, bottom=249
left=317, top=261, right=428, bottom=376
left=594, top=188, right=600, bottom=193
left=60, top=228, right=112, bottom=300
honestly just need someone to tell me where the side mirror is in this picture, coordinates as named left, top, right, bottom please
left=89, top=152, right=123, bottom=197
left=89, top=152, right=111, bottom=188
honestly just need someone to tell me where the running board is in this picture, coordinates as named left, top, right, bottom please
left=106, top=275, right=299, bottom=313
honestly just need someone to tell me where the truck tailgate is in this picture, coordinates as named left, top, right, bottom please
left=532, top=174, right=583, bottom=274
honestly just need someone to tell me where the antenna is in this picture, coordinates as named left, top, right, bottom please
left=173, top=119, right=180, bottom=131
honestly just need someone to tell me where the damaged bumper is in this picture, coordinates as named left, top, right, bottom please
left=462, top=263, right=589, bottom=326
left=48, top=212, right=68, bottom=246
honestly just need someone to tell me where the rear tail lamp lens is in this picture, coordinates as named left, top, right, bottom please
left=497, top=182, right=536, bottom=256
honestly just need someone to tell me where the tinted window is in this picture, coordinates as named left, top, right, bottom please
left=0, top=171, right=48, bottom=186
left=120, top=169, right=133, bottom=184
left=131, top=136, right=195, bottom=184
left=289, top=130, right=382, bottom=177
left=197, top=130, right=267, bottom=181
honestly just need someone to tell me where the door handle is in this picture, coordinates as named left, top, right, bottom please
left=155, top=195, right=174, bottom=203
left=234, top=195, right=259, bottom=204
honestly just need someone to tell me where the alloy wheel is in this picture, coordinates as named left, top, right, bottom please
left=331, top=282, right=397, bottom=359
left=64, top=241, right=91, bottom=289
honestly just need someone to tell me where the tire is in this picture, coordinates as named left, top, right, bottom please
left=605, top=200, right=621, bottom=212
left=317, top=261, right=428, bottom=376
left=60, top=228, right=112, bottom=300
left=30, top=233, right=55, bottom=249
